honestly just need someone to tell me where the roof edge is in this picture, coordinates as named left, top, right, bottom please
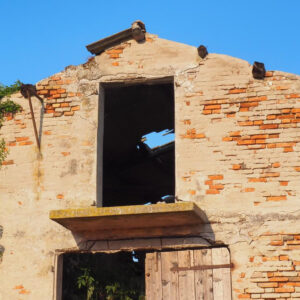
left=86, top=20, right=146, bottom=55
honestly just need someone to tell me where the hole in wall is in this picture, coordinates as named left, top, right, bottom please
left=99, top=81, right=175, bottom=207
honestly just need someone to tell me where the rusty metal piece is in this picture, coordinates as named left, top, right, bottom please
left=171, top=263, right=234, bottom=272
left=21, top=84, right=44, bottom=150
left=197, top=45, right=208, bottom=59
left=131, top=20, right=146, bottom=42
left=252, top=61, right=266, bottom=79
left=20, top=84, right=44, bottom=104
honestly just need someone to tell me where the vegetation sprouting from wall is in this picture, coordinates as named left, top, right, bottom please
left=0, top=81, right=22, bottom=167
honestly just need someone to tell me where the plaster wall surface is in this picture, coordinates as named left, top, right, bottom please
left=1, top=33, right=300, bottom=299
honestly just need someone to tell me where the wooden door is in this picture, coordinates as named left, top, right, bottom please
left=145, top=248, right=232, bottom=300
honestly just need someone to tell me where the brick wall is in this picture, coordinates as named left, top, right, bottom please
left=0, top=33, right=300, bottom=299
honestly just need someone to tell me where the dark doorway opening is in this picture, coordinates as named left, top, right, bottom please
left=99, top=80, right=175, bottom=207
left=62, top=251, right=145, bottom=300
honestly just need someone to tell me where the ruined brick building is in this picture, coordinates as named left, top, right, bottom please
left=1, top=21, right=300, bottom=299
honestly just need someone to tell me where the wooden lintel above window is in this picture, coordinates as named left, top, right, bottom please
left=49, top=202, right=206, bottom=240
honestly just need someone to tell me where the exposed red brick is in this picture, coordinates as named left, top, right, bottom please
left=226, top=113, right=236, bottom=118
left=275, top=287, right=294, bottom=292
left=265, top=71, right=273, bottom=77
left=268, top=276, right=288, bottom=282
left=204, top=180, right=213, bottom=185
left=229, top=88, right=246, bottom=94
left=240, top=102, right=258, bottom=108
left=19, top=289, right=30, bottom=294
left=210, top=184, right=224, bottom=190
left=204, top=104, right=221, bottom=110
left=2, top=160, right=14, bottom=165
left=238, top=294, right=250, bottom=299
left=19, top=141, right=33, bottom=146
left=208, top=175, right=223, bottom=180
left=238, top=121, right=253, bottom=126
left=258, top=282, right=278, bottom=288
left=261, top=172, right=280, bottom=177
left=14, top=285, right=24, bottom=290
left=71, top=106, right=80, bottom=111
left=223, top=137, right=233, bottom=142
left=246, top=96, right=267, bottom=102
left=106, top=49, right=123, bottom=54
left=280, top=181, right=288, bottom=186
left=279, top=255, right=289, bottom=261
left=248, top=178, right=267, bottom=183
left=272, top=162, right=281, bottom=168
left=64, top=111, right=74, bottom=116
left=61, top=152, right=70, bottom=157
left=276, top=86, right=289, bottom=90
left=259, top=124, right=278, bottom=130
left=109, top=54, right=120, bottom=59
left=244, top=188, right=255, bottom=192
left=267, top=196, right=286, bottom=202
left=269, top=240, right=283, bottom=246
left=112, top=62, right=119, bottom=66
left=232, top=164, right=241, bottom=170
left=251, top=134, right=268, bottom=139
left=286, top=94, right=300, bottom=98
left=56, top=194, right=64, bottom=199
left=237, top=139, right=255, bottom=145
left=202, top=110, right=211, bottom=115
left=206, top=189, right=220, bottom=194
left=183, top=119, right=191, bottom=125
left=188, top=190, right=196, bottom=195
left=51, top=76, right=61, bottom=81
left=15, top=137, right=29, bottom=142
left=287, top=240, right=300, bottom=245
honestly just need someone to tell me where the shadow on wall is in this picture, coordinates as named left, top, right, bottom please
left=0, top=226, right=4, bottom=264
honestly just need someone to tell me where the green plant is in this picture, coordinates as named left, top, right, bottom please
left=0, top=139, right=7, bottom=167
left=0, top=81, right=22, bottom=100
left=63, top=252, right=145, bottom=300
left=77, top=268, right=97, bottom=300
left=0, top=81, right=22, bottom=167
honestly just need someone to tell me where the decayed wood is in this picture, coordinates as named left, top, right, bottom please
left=145, top=252, right=163, bottom=300
left=212, top=247, right=232, bottom=300
left=146, top=247, right=232, bottom=299
left=178, top=250, right=195, bottom=300
left=171, top=263, right=233, bottom=271
left=53, top=254, right=63, bottom=300
left=194, top=249, right=213, bottom=300
left=161, top=251, right=179, bottom=300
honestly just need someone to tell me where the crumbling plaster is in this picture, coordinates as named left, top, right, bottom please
left=0, top=33, right=300, bottom=299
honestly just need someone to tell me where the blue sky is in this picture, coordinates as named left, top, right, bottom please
left=0, top=0, right=299, bottom=86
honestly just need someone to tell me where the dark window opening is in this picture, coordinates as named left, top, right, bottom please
left=100, top=81, right=175, bottom=207
left=62, top=251, right=145, bottom=300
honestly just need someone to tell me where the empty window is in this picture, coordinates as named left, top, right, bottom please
left=98, top=81, right=175, bottom=207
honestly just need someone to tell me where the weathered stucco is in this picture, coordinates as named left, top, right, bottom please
left=1, top=32, right=300, bottom=299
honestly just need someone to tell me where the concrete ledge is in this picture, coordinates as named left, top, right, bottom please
left=50, top=202, right=206, bottom=240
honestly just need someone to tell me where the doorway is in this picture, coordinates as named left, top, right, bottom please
left=62, top=251, right=145, bottom=300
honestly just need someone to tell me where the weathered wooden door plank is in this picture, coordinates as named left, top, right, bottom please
left=194, top=249, right=213, bottom=300
left=178, top=250, right=195, bottom=300
left=212, top=247, right=232, bottom=300
left=145, top=252, right=163, bottom=300
left=161, top=251, right=179, bottom=300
